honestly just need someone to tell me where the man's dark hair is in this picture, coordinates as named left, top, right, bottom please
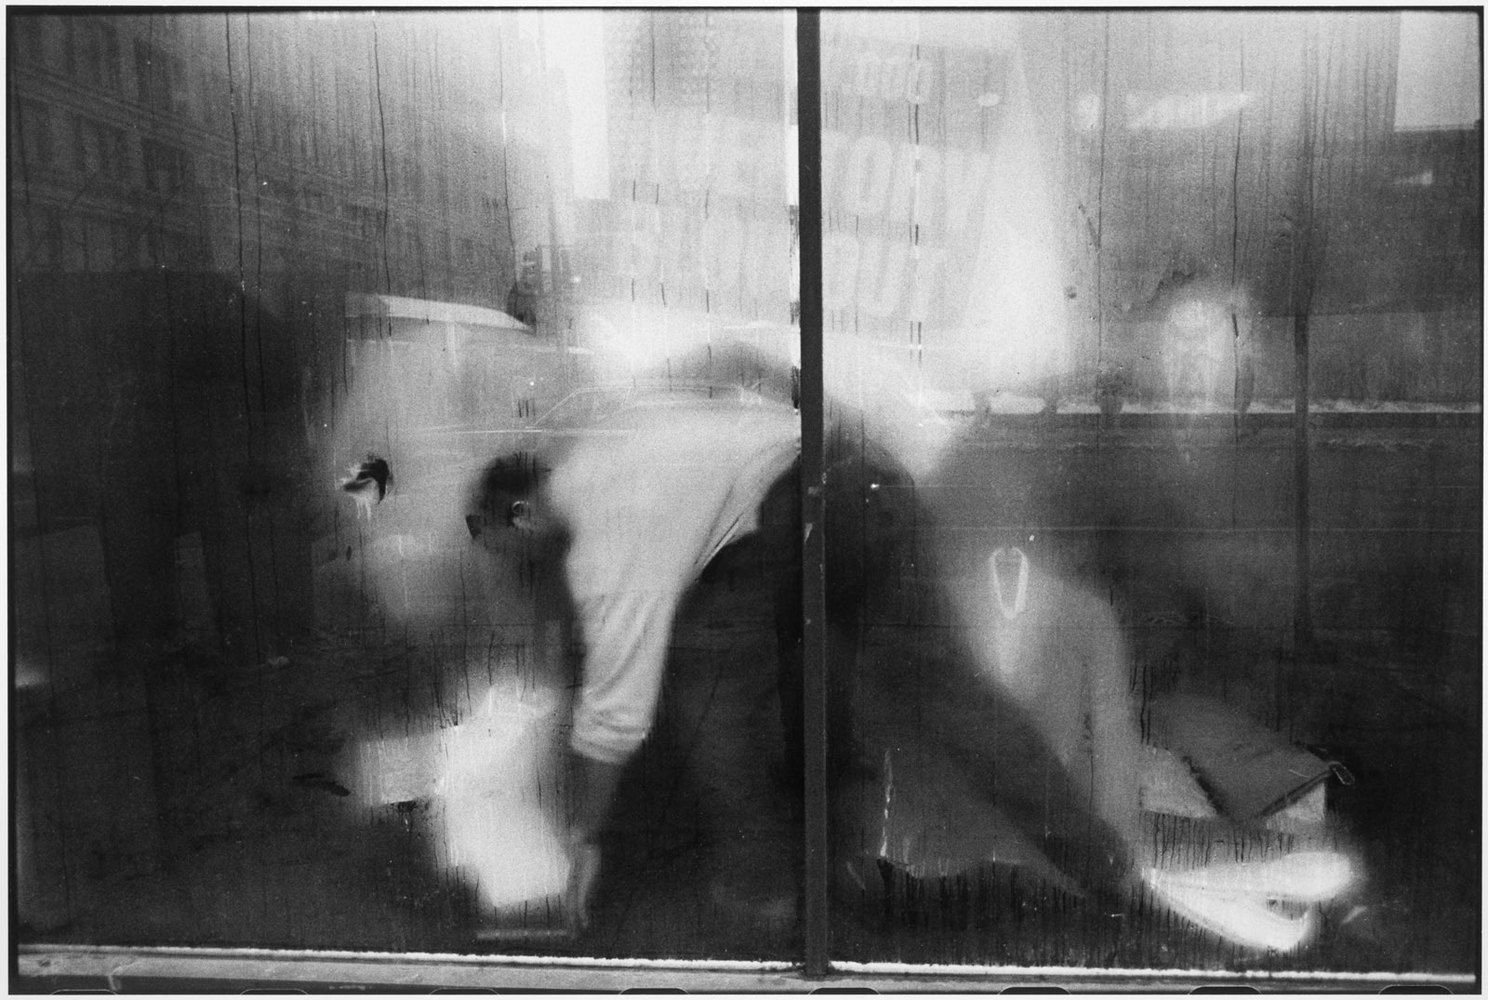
left=467, top=451, right=545, bottom=538
left=480, top=451, right=543, bottom=498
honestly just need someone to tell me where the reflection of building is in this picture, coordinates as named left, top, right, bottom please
left=8, top=12, right=518, bottom=308
left=7, top=11, right=540, bottom=653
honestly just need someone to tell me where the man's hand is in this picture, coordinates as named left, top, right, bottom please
left=564, top=836, right=602, bottom=932
left=563, top=753, right=624, bottom=932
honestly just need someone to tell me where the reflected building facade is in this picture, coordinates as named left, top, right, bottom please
left=9, top=12, right=519, bottom=303
left=8, top=11, right=538, bottom=650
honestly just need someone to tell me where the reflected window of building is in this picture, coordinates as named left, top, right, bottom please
left=15, top=98, right=55, bottom=168
left=13, top=206, right=64, bottom=270
left=13, top=14, right=49, bottom=66
left=64, top=18, right=121, bottom=90
left=134, top=37, right=185, bottom=112
left=6, top=9, right=1480, bottom=992
left=140, top=137, right=192, bottom=195
left=72, top=117, right=131, bottom=185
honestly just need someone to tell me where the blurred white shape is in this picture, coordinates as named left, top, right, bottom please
left=1151, top=851, right=1357, bottom=903
left=541, top=9, right=609, bottom=200
left=1391, top=169, right=1435, bottom=188
left=581, top=310, right=956, bottom=478
left=987, top=547, right=1030, bottom=621
left=14, top=658, right=47, bottom=690
left=437, top=679, right=571, bottom=911
left=1146, top=876, right=1320, bottom=953
left=952, top=19, right=1068, bottom=399
left=1145, top=851, right=1357, bottom=952
left=347, top=676, right=573, bottom=913
left=1125, top=90, right=1253, bottom=130
left=350, top=728, right=444, bottom=806
left=343, top=293, right=530, bottom=332
left=1151, top=276, right=1257, bottom=412
left=823, top=333, right=958, bottom=479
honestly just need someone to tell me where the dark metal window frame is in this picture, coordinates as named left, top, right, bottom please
left=15, top=943, right=1477, bottom=993
left=795, top=7, right=831, bottom=982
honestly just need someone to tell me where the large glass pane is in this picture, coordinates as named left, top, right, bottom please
left=818, top=10, right=1480, bottom=975
left=12, top=10, right=801, bottom=963
left=11, top=7, right=1481, bottom=986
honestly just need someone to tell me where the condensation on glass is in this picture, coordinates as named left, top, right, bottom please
left=8, top=7, right=1480, bottom=984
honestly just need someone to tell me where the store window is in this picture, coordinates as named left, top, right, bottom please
left=10, top=9, right=1480, bottom=992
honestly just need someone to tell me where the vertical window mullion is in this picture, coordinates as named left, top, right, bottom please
left=794, top=6, right=829, bottom=981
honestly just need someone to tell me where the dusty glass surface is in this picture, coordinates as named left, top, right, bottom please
left=8, top=7, right=1481, bottom=984
left=817, top=9, right=1481, bottom=974
left=11, top=9, right=802, bottom=962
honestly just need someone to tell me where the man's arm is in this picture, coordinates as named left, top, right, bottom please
left=564, top=752, right=625, bottom=930
left=568, top=751, right=626, bottom=841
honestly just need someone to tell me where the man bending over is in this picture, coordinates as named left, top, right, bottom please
left=466, top=394, right=802, bottom=927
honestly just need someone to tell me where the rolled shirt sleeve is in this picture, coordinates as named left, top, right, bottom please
left=567, top=588, right=682, bottom=764
left=551, top=401, right=801, bottom=765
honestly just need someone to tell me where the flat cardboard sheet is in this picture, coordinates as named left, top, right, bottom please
left=1150, top=694, right=1335, bottom=821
